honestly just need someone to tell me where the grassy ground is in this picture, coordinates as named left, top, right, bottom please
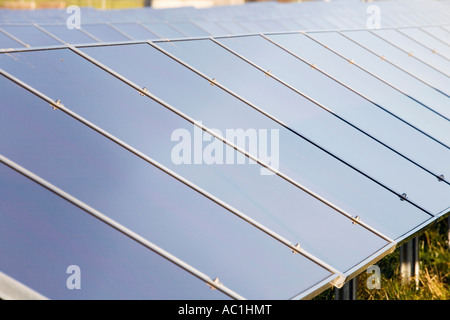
left=314, top=218, right=450, bottom=300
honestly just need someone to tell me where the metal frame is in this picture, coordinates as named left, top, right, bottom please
left=0, top=34, right=446, bottom=213
left=0, top=154, right=245, bottom=300
left=62, top=44, right=396, bottom=247
left=397, top=27, right=450, bottom=62
left=304, top=30, right=450, bottom=123
left=368, top=29, right=450, bottom=78
left=223, top=33, right=450, bottom=184
left=0, top=26, right=29, bottom=48
left=199, top=37, right=440, bottom=215
left=262, top=32, right=450, bottom=150
left=0, top=271, right=48, bottom=300
left=33, top=23, right=67, bottom=45
left=36, top=23, right=103, bottom=43
left=337, top=30, right=450, bottom=98
left=0, top=67, right=347, bottom=290
left=420, top=26, right=450, bottom=47
left=1, top=22, right=448, bottom=298
left=106, top=22, right=136, bottom=40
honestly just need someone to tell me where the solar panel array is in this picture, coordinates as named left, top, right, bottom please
left=0, top=0, right=449, bottom=300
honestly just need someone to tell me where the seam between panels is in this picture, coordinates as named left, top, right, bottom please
left=418, top=26, right=450, bottom=47
left=34, top=23, right=103, bottom=44
left=32, top=23, right=67, bottom=45
left=302, top=31, right=450, bottom=123
left=105, top=23, right=135, bottom=41
left=396, top=28, right=450, bottom=62
left=216, top=34, right=450, bottom=184
left=0, top=26, right=29, bottom=48
left=0, top=271, right=48, bottom=300
left=174, top=37, right=434, bottom=216
left=67, top=45, right=397, bottom=243
left=0, top=154, right=245, bottom=300
left=336, top=30, right=450, bottom=98
left=259, top=33, right=450, bottom=150
left=0, top=68, right=346, bottom=285
left=367, top=29, right=450, bottom=78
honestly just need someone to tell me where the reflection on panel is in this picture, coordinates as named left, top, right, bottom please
left=0, top=74, right=337, bottom=299
left=398, top=27, right=450, bottom=60
left=82, top=24, right=131, bottom=42
left=0, top=161, right=229, bottom=300
left=80, top=42, right=431, bottom=242
left=372, top=29, right=450, bottom=77
left=307, top=31, right=450, bottom=121
left=156, top=38, right=450, bottom=216
left=142, top=22, right=186, bottom=38
left=342, top=30, right=450, bottom=97
left=0, top=25, right=62, bottom=47
left=266, top=33, right=450, bottom=148
left=39, top=24, right=100, bottom=45
left=0, top=29, right=26, bottom=49
left=111, top=22, right=160, bottom=40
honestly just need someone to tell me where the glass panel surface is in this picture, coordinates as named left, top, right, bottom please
left=0, top=161, right=228, bottom=300
left=266, top=33, right=450, bottom=148
left=0, top=25, right=62, bottom=47
left=421, top=26, right=450, bottom=46
left=372, top=29, right=450, bottom=77
left=341, top=30, right=450, bottom=97
left=276, top=19, right=303, bottom=31
left=307, top=31, right=450, bottom=121
left=0, top=29, right=25, bottom=49
left=0, top=74, right=335, bottom=299
left=398, top=27, right=450, bottom=60
left=0, top=48, right=391, bottom=275
left=194, top=21, right=230, bottom=36
left=80, top=43, right=433, bottom=240
left=157, top=38, right=450, bottom=216
left=236, top=21, right=269, bottom=33
left=39, top=24, right=99, bottom=45
left=217, top=21, right=250, bottom=34
left=142, top=22, right=185, bottom=38
left=82, top=24, right=131, bottom=42
left=217, top=34, right=450, bottom=182
left=111, top=23, right=159, bottom=40
left=257, top=20, right=287, bottom=32
left=169, top=21, right=211, bottom=37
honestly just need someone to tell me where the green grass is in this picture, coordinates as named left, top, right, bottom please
left=314, top=218, right=450, bottom=300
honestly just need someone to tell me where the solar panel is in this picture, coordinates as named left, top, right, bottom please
left=156, top=37, right=450, bottom=216
left=0, top=158, right=230, bottom=300
left=110, top=22, right=160, bottom=40
left=421, top=26, right=450, bottom=46
left=142, top=22, right=186, bottom=38
left=77, top=42, right=431, bottom=241
left=0, top=24, right=61, bottom=47
left=266, top=32, right=450, bottom=147
left=342, top=30, right=450, bottom=97
left=82, top=23, right=132, bottom=42
left=0, top=72, right=340, bottom=300
left=307, top=31, right=450, bottom=121
left=38, top=24, right=100, bottom=45
left=372, top=29, right=450, bottom=77
left=0, top=0, right=449, bottom=301
left=0, top=28, right=25, bottom=49
left=398, top=27, right=450, bottom=61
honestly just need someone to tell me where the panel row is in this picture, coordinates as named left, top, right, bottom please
left=1, top=29, right=449, bottom=298
left=0, top=0, right=449, bottom=26
left=1, top=0, right=449, bottom=300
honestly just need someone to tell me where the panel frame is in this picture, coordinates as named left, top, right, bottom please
left=0, top=154, right=245, bottom=299
left=0, top=65, right=349, bottom=290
